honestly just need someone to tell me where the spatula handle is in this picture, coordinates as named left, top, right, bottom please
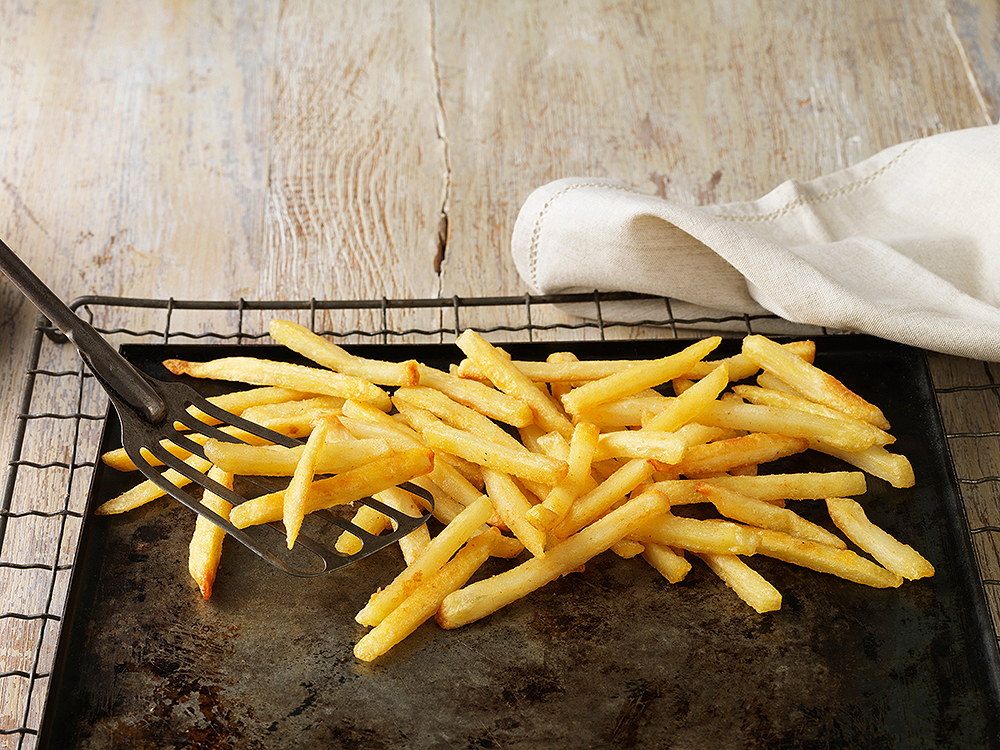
left=0, top=237, right=166, bottom=423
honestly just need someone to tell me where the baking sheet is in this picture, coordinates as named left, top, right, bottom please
left=38, top=336, right=1000, bottom=749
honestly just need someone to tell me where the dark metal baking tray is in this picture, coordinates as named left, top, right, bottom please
left=37, top=336, right=1000, bottom=749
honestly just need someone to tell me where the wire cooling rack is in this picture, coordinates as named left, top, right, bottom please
left=1, top=292, right=998, bottom=748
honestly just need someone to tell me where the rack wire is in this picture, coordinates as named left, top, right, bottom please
left=1, top=292, right=998, bottom=748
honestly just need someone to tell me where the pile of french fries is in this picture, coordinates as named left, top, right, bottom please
left=97, top=320, right=934, bottom=662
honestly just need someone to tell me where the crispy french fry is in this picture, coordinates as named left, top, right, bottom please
left=356, top=495, right=495, bottom=627
left=631, top=509, right=760, bottom=555
left=269, top=319, right=419, bottom=386
left=163, top=356, right=392, bottom=411
left=419, top=420, right=568, bottom=487
left=552, top=458, right=656, bottom=539
left=753, top=528, right=903, bottom=588
left=353, top=529, right=500, bottom=662
left=95, top=453, right=214, bottom=515
left=580, top=392, right=673, bottom=429
left=668, top=433, right=808, bottom=478
left=807, top=440, right=915, bottom=489
left=741, top=335, right=889, bottom=429
left=560, top=338, right=721, bottom=416
left=642, top=364, right=729, bottom=433
left=594, top=429, right=687, bottom=464
left=335, top=503, right=390, bottom=556
left=482, top=468, right=547, bottom=557
left=436, top=490, right=669, bottom=629
left=229, top=447, right=434, bottom=529
left=649, top=472, right=868, bottom=505
left=455, top=330, right=574, bottom=438
left=527, top=421, right=600, bottom=532
left=283, top=418, right=333, bottom=549
left=825, top=497, right=934, bottom=580
left=416, top=364, right=534, bottom=428
left=188, top=465, right=234, bottom=600
left=641, top=542, right=691, bottom=583
left=375, top=486, right=432, bottom=564
left=696, top=483, right=846, bottom=548
left=698, top=553, right=782, bottom=613
left=694, top=400, right=880, bottom=452
left=203, top=436, right=390, bottom=476
left=684, top=339, right=816, bottom=381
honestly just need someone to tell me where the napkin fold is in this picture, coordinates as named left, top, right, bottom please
left=511, top=124, right=1000, bottom=361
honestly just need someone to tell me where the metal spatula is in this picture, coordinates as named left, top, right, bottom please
left=0, top=237, right=433, bottom=576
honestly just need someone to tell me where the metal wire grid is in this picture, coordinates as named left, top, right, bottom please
left=0, top=293, right=997, bottom=747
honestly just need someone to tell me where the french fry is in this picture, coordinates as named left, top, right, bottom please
left=825, top=497, right=934, bottom=580
left=188, top=465, right=234, bottom=600
left=353, top=529, right=501, bottom=662
left=203, top=436, right=391, bottom=476
left=416, top=364, right=534, bottom=428
left=375, top=486, right=432, bottom=564
left=581, top=392, right=673, bottom=429
left=694, top=400, right=880, bottom=452
left=807, top=440, right=915, bottom=489
left=631, top=509, right=760, bottom=555
left=283, top=418, right=333, bottom=549
left=649, top=472, right=868, bottom=505
left=183, top=385, right=308, bottom=427
left=419, top=420, right=568, bottom=487
left=594, top=429, right=687, bottom=464
left=163, top=356, right=393, bottom=411
left=698, top=553, right=782, bottom=613
left=393, top=385, right=524, bottom=451
left=696, top=483, right=846, bottom=548
left=641, top=542, right=692, bottom=583
left=482, top=468, right=547, bottom=557
left=734, top=383, right=894, bottom=446
left=684, top=339, right=816, bottom=381
left=642, top=363, right=729, bottom=433
left=436, top=490, right=669, bottom=629
left=527, top=421, right=600, bottom=532
left=356, top=495, right=495, bottom=627
left=269, top=319, right=419, bottom=386
left=95, top=452, right=214, bottom=515
left=667, top=433, right=808, bottom=478
left=229, top=447, right=435, bottom=529
left=455, top=329, right=574, bottom=438
left=552, top=458, right=656, bottom=539
left=559, top=337, right=721, bottom=416
left=741, top=335, right=890, bottom=429
left=753, top=528, right=903, bottom=588
left=335, top=503, right=390, bottom=556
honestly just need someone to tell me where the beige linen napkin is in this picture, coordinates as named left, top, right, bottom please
left=511, top=124, right=1000, bottom=361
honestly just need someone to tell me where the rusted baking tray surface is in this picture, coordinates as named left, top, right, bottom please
left=37, top=336, right=1000, bottom=749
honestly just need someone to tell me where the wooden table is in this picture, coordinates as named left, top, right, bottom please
left=1, top=1, right=999, bottom=746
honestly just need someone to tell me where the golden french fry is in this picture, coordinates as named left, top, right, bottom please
left=649, top=471, right=868, bottom=505
left=694, top=400, right=880, bottom=452
left=695, top=483, right=846, bottom=548
left=416, top=364, right=534, bottom=428
left=283, top=418, right=333, bottom=549
left=356, top=495, right=495, bottom=627
left=203, top=437, right=390, bottom=476
left=229, top=447, right=435, bottom=529
left=594, top=429, right=687, bottom=464
left=668, top=433, right=809, bottom=478
left=374, top=486, right=432, bottom=564
left=741, top=335, right=890, bottom=429
left=437, top=490, right=669, bottom=630
left=163, top=356, right=392, bottom=411
left=734, top=383, right=894, bottom=446
left=825, top=497, right=934, bottom=580
left=184, top=385, right=308, bottom=427
left=642, top=364, right=729, bottom=433
left=610, top=538, right=646, bottom=559
left=552, top=458, right=656, bottom=539
left=580, top=392, right=673, bottom=429
left=353, top=529, right=500, bottom=662
left=420, top=420, right=568, bottom=487
left=560, top=338, right=721, bottom=416
left=188, top=465, right=234, bottom=600
left=698, top=553, right=782, bottom=613
left=807, top=440, right=915, bottom=489
left=631, top=509, right=760, bottom=555
left=393, top=385, right=524, bottom=450
left=335, top=503, right=390, bottom=556
left=641, top=542, right=691, bottom=583
left=527, top=421, right=600, bottom=532
left=684, top=339, right=816, bottom=381
left=95, top=452, right=214, bottom=515
left=455, top=329, right=574, bottom=438
left=269, top=319, right=419, bottom=386
left=482, top=468, right=547, bottom=557
left=753, top=528, right=903, bottom=588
